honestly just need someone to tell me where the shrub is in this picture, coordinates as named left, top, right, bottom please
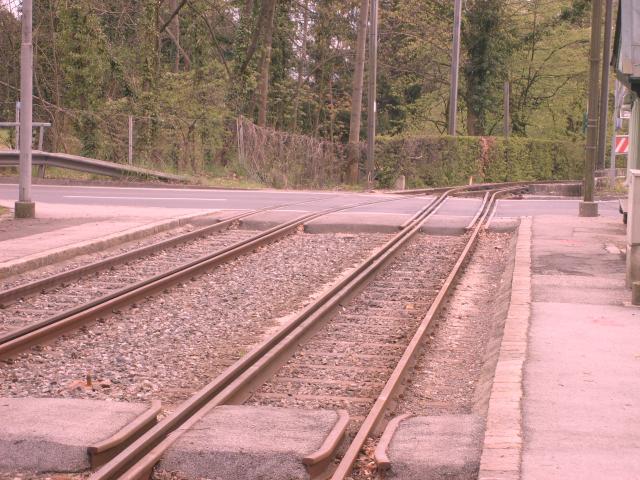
left=375, top=135, right=583, bottom=188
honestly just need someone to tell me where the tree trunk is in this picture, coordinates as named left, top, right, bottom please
left=467, top=109, right=479, bottom=136
left=257, top=0, right=277, bottom=127
left=169, top=0, right=180, bottom=72
left=292, top=0, right=309, bottom=131
left=347, top=0, right=370, bottom=184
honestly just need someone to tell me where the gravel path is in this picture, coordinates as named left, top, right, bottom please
left=0, top=232, right=390, bottom=409
left=0, top=227, right=258, bottom=335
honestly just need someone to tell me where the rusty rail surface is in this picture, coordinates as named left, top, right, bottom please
left=0, top=193, right=434, bottom=359
left=88, top=189, right=456, bottom=480
left=329, top=186, right=522, bottom=479
left=0, top=211, right=246, bottom=307
left=86, top=184, right=524, bottom=480
left=0, top=195, right=335, bottom=307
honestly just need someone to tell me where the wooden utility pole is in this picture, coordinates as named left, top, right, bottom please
left=366, top=0, right=379, bottom=186
left=448, top=0, right=462, bottom=136
left=580, top=0, right=603, bottom=217
left=596, top=0, right=614, bottom=171
left=16, top=0, right=35, bottom=218
left=347, top=0, right=371, bottom=183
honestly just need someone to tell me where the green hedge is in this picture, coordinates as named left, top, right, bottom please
left=375, top=135, right=584, bottom=189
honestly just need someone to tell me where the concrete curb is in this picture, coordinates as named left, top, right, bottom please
left=478, top=217, right=532, bottom=480
left=0, top=210, right=222, bottom=278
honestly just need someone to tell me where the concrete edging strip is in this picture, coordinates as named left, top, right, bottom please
left=0, top=211, right=220, bottom=278
left=478, top=216, right=532, bottom=480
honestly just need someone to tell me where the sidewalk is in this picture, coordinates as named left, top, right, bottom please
left=480, top=214, right=640, bottom=480
left=0, top=203, right=222, bottom=276
left=522, top=215, right=640, bottom=479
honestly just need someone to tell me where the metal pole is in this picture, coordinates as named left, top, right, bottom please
left=503, top=80, right=510, bottom=137
left=366, top=0, right=378, bottom=186
left=609, top=80, right=623, bottom=185
left=16, top=0, right=35, bottom=218
left=448, top=0, right=462, bottom=136
left=579, top=0, right=603, bottom=217
left=128, top=115, right=134, bottom=165
left=596, top=0, right=614, bottom=171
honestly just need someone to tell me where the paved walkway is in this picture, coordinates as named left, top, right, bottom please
left=523, top=215, right=640, bottom=479
left=0, top=203, right=218, bottom=275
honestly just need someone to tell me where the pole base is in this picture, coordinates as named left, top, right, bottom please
left=578, top=201, right=598, bottom=217
left=14, top=201, right=35, bottom=219
left=632, top=282, right=640, bottom=306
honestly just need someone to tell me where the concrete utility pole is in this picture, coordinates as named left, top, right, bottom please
left=597, top=0, right=614, bottom=171
left=580, top=0, right=603, bottom=217
left=16, top=0, right=35, bottom=218
left=448, top=0, right=462, bottom=136
left=366, top=0, right=378, bottom=186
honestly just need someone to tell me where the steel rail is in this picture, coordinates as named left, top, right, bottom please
left=0, top=193, right=436, bottom=358
left=329, top=186, right=523, bottom=480
left=0, top=196, right=333, bottom=306
left=1, top=212, right=245, bottom=306
left=89, top=189, right=456, bottom=480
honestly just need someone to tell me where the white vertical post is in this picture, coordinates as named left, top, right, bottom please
left=629, top=100, right=640, bottom=184
left=16, top=0, right=35, bottom=218
left=626, top=169, right=640, bottom=287
left=128, top=115, right=133, bottom=165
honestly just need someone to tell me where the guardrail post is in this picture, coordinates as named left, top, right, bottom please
left=626, top=169, right=640, bottom=286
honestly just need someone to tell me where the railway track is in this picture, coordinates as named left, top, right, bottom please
left=84, top=185, right=522, bottom=480
left=0, top=193, right=436, bottom=359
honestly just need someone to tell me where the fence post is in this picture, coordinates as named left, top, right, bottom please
left=36, top=125, right=45, bottom=178
left=15, top=102, right=19, bottom=149
left=128, top=115, right=133, bottom=165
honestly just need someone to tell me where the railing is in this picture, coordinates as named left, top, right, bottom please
left=0, top=150, right=190, bottom=183
left=0, top=121, right=51, bottom=150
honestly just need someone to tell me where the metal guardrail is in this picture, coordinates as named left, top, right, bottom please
left=0, top=150, right=190, bottom=183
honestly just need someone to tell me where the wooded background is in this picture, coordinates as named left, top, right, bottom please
left=0, top=0, right=592, bottom=186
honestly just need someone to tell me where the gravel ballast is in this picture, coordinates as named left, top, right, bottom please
left=0, top=227, right=257, bottom=335
left=0, top=232, right=390, bottom=408
left=247, top=233, right=469, bottom=420
left=1, top=222, right=206, bottom=291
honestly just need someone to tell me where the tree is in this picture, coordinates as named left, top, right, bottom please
left=347, top=0, right=370, bottom=183
left=257, top=0, right=277, bottom=126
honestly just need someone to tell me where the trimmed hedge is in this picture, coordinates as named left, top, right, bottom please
left=375, top=135, right=584, bottom=189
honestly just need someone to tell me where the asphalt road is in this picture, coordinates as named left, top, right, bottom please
left=0, top=183, right=622, bottom=218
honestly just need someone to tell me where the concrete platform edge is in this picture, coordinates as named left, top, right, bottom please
left=478, top=217, right=532, bottom=480
left=0, top=210, right=222, bottom=278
